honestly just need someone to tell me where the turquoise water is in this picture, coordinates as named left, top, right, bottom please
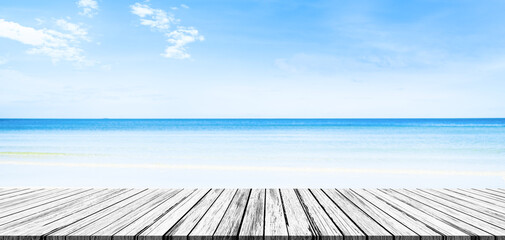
left=1, top=119, right=504, bottom=187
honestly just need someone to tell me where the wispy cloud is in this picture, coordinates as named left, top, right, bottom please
left=130, top=2, right=203, bottom=59
left=56, top=19, right=89, bottom=41
left=0, top=56, right=7, bottom=65
left=77, top=0, right=98, bottom=18
left=0, top=19, right=90, bottom=64
left=164, top=27, right=204, bottom=59
left=130, top=3, right=176, bottom=31
left=180, top=4, right=189, bottom=9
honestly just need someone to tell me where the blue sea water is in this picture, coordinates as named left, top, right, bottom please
left=0, top=119, right=504, bottom=187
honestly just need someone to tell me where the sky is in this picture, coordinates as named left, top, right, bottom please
left=1, top=0, right=505, bottom=118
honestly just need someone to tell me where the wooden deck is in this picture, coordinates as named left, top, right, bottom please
left=0, top=188, right=505, bottom=240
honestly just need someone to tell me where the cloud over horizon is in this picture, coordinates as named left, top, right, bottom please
left=130, top=2, right=203, bottom=59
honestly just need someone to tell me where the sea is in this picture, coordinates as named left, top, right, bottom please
left=0, top=119, right=504, bottom=188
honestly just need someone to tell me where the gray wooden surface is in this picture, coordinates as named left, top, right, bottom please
left=0, top=188, right=504, bottom=240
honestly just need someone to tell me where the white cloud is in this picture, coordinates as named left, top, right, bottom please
left=164, top=27, right=204, bottom=59
left=130, top=3, right=154, bottom=18
left=0, top=57, right=7, bottom=65
left=130, top=3, right=175, bottom=31
left=77, top=0, right=98, bottom=18
left=180, top=4, right=189, bottom=9
left=130, top=2, right=203, bottom=59
left=56, top=19, right=89, bottom=41
left=0, top=19, right=90, bottom=64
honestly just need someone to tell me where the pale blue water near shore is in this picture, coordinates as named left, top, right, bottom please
left=1, top=119, right=504, bottom=188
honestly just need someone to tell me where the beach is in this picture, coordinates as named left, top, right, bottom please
left=1, top=119, right=504, bottom=188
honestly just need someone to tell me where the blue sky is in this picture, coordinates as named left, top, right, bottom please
left=1, top=0, right=505, bottom=118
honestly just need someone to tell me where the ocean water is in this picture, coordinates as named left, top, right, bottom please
left=0, top=119, right=504, bottom=188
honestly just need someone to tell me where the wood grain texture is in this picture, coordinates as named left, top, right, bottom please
left=433, top=189, right=505, bottom=214
left=113, top=189, right=184, bottom=240
left=0, top=189, right=29, bottom=198
left=280, top=188, right=313, bottom=240
left=408, top=189, right=505, bottom=228
left=0, top=189, right=53, bottom=207
left=338, top=189, right=422, bottom=240
left=421, top=189, right=505, bottom=222
left=213, top=189, right=251, bottom=240
left=323, top=189, right=392, bottom=240
left=0, top=188, right=137, bottom=240
left=473, top=189, right=505, bottom=200
left=296, top=189, right=342, bottom=240
left=0, top=189, right=89, bottom=218
left=264, top=189, right=287, bottom=240
left=189, top=189, right=237, bottom=240
left=0, top=188, right=503, bottom=240
left=138, top=189, right=209, bottom=240
left=311, top=189, right=364, bottom=240
left=0, top=189, right=44, bottom=203
left=382, top=189, right=494, bottom=240
left=238, top=189, right=264, bottom=240
left=366, top=189, right=470, bottom=240
left=48, top=189, right=162, bottom=240
left=457, top=189, right=505, bottom=204
left=94, top=189, right=180, bottom=240
left=0, top=189, right=115, bottom=229
left=398, top=189, right=505, bottom=240
left=487, top=189, right=505, bottom=197
left=167, top=189, right=223, bottom=240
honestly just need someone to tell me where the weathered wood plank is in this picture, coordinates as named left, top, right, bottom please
left=0, top=189, right=43, bottom=202
left=48, top=189, right=162, bottom=240
left=352, top=189, right=442, bottom=240
left=0, top=188, right=67, bottom=209
left=0, top=189, right=111, bottom=228
left=400, top=189, right=505, bottom=238
left=0, top=188, right=503, bottom=240
left=113, top=189, right=193, bottom=240
left=296, top=189, right=342, bottom=240
left=167, top=189, right=223, bottom=240
left=138, top=189, right=209, bottom=240
left=93, top=189, right=180, bottom=240
left=487, top=189, right=505, bottom=196
left=411, top=189, right=505, bottom=227
left=264, top=189, right=288, bottom=240
left=238, top=189, right=265, bottom=240
left=213, top=189, right=251, bottom=240
left=366, top=189, right=470, bottom=240
left=310, top=189, right=364, bottom=240
left=388, top=189, right=499, bottom=239
left=0, top=189, right=138, bottom=236
left=338, top=189, right=423, bottom=240
left=0, top=189, right=28, bottom=197
left=280, top=188, right=313, bottom=240
left=189, top=189, right=237, bottom=240
left=323, top=189, right=391, bottom=240
left=0, top=188, right=54, bottom=207
left=459, top=189, right=505, bottom=203
left=450, top=189, right=505, bottom=207
left=421, top=189, right=505, bottom=222
left=475, top=189, right=505, bottom=200
left=0, top=188, right=89, bottom=219
left=434, top=189, right=505, bottom=213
